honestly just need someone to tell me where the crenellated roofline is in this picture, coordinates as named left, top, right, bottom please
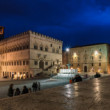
left=0, top=30, right=63, bottom=44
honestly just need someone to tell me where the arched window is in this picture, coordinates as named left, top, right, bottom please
left=40, top=45, right=43, bottom=51
left=34, top=44, right=38, bottom=49
left=45, top=46, right=48, bottom=52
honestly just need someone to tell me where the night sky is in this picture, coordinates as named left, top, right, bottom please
left=0, top=0, right=110, bottom=49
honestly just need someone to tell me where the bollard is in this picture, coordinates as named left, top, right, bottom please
left=69, top=79, right=72, bottom=84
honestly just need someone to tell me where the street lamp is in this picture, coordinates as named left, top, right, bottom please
left=66, top=48, right=70, bottom=52
left=94, top=51, right=98, bottom=56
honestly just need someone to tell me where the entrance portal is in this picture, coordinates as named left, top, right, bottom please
left=84, top=66, right=87, bottom=72
left=39, top=60, right=44, bottom=69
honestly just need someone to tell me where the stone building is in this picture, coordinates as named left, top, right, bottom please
left=66, top=44, right=110, bottom=74
left=0, top=30, right=62, bottom=79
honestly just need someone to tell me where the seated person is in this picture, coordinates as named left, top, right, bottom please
left=94, top=72, right=101, bottom=78
left=72, top=74, right=82, bottom=82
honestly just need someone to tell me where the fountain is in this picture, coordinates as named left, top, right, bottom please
left=52, top=64, right=79, bottom=79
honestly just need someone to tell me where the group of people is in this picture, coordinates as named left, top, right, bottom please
left=32, top=82, right=40, bottom=92
left=70, top=74, right=83, bottom=83
left=8, top=81, right=41, bottom=97
left=94, top=72, right=101, bottom=78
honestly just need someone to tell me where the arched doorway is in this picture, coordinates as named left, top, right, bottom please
left=84, top=66, right=87, bottom=72
left=39, top=60, right=44, bottom=69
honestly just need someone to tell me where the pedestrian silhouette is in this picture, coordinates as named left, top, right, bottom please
left=14, top=88, right=21, bottom=96
left=32, top=82, right=38, bottom=92
left=22, top=86, right=29, bottom=94
left=8, top=84, right=14, bottom=97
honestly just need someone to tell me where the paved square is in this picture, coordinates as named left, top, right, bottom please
left=0, top=76, right=110, bottom=110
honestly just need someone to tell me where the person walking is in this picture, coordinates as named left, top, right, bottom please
left=14, top=88, right=21, bottom=96
left=8, top=84, right=14, bottom=97
left=22, top=86, right=29, bottom=94
left=32, top=82, right=38, bottom=92
left=37, top=82, right=40, bottom=91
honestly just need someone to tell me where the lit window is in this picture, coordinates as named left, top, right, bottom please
left=94, top=51, right=98, bottom=56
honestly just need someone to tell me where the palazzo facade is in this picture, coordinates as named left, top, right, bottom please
left=0, top=30, right=62, bottom=79
left=66, top=44, right=110, bottom=74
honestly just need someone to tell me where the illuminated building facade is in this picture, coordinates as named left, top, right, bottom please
left=67, top=44, right=110, bottom=74
left=0, top=31, right=62, bottom=79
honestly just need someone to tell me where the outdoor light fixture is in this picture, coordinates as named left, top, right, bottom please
left=73, top=53, right=77, bottom=57
left=94, top=51, right=98, bottom=56
left=66, top=48, right=70, bottom=52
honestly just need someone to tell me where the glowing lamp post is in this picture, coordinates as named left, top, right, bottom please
left=94, top=51, right=98, bottom=56
left=66, top=48, right=70, bottom=52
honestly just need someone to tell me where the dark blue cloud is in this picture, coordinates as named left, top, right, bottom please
left=0, top=0, right=110, bottom=49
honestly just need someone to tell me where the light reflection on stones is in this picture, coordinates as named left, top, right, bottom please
left=74, top=83, right=79, bottom=97
left=93, top=78, right=101, bottom=102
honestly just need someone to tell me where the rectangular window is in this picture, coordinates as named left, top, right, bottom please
left=34, top=45, right=37, bottom=49
left=99, top=63, right=101, bottom=66
left=92, top=63, right=94, bottom=66
left=45, top=48, right=48, bottom=52
left=26, top=61, right=29, bottom=65
left=99, top=56, right=101, bottom=59
left=17, top=61, right=19, bottom=65
left=34, top=61, right=38, bottom=65
left=45, top=62, right=48, bottom=65
left=40, top=47, right=43, bottom=51
left=23, top=61, right=25, bottom=65
left=77, top=64, right=80, bottom=67
left=14, top=61, right=16, bottom=65
left=20, top=61, right=22, bottom=65
left=50, top=44, right=52, bottom=47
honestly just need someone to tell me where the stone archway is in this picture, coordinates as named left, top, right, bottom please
left=39, top=60, right=44, bottom=69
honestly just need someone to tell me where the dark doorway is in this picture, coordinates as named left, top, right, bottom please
left=39, top=60, right=44, bottom=69
left=84, top=66, right=87, bottom=72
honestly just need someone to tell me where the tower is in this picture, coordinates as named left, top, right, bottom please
left=0, top=26, right=4, bottom=40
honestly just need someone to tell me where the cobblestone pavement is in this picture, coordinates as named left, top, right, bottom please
left=0, top=76, right=110, bottom=110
